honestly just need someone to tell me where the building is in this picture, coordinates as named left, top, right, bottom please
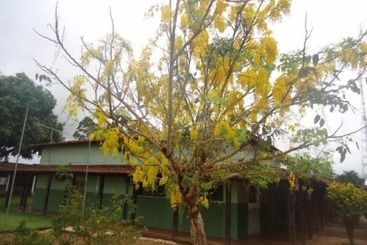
left=0, top=140, right=331, bottom=243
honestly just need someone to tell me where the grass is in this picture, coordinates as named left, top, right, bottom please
left=0, top=197, right=52, bottom=231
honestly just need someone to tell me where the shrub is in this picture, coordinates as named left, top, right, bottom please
left=327, top=182, right=367, bottom=244
left=53, top=186, right=142, bottom=245
left=13, top=220, right=51, bottom=245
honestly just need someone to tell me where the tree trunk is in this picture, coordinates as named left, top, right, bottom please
left=188, top=204, right=208, bottom=245
left=288, top=190, right=297, bottom=245
left=343, top=216, right=358, bottom=245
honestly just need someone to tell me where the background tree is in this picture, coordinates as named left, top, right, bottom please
left=37, top=1, right=367, bottom=244
left=336, top=170, right=365, bottom=187
left=327, top=182, right=367, bottom=245
left=73, top=116, right=98, bottom=140
left=288, top=153, right=334, bottom=180
left=0, top=73, right=63, bottom=160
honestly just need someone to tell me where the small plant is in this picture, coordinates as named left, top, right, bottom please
left=55, top=165, right=73, bottom=181
left=13, top=220, right=51, bottom=245
left=52, top=186, right=85, bottom=245
left=84, top=194, right=143, bottom=244
left=53, top=173, right=142, bottom=245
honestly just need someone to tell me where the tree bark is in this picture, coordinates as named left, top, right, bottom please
left=188, top=205, right=208, bottom=245
left=343, top=216, right=358, bottom=245
left=288, top=190, right=297, bottom=245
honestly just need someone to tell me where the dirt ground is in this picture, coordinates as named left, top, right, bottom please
left=1, top=219, right=366, bottom=245
left=0, top=232, right=180, bottom=245
left=138, top=220, right=367, bottom=245
left=138, top=237, right=180, bottom=245
left=309, top=220, right=367, bottom=245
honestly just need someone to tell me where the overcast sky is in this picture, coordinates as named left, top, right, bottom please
left=1, top=0, right=367, bottom=176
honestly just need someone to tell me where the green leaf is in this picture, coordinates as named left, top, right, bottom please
left=340, top=151, right=346, bottom=163
left=314, top=115, right=321, bottom=124
left=319, top=119, right=325, bottom=127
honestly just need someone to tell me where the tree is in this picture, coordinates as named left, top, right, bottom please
left=37, top=1, right=367, bottom=244
left=336, top=170, right=365, bottom=187
left=0, top=73, right=63, bottom=160
left=327, top=182, right=367, bottom=245
left=73, top=116, right=98, bottom=140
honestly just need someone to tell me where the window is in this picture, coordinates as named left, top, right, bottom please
left=209, top=185, right=224, bottom=202
left=136, top=184, right=166, bottom=197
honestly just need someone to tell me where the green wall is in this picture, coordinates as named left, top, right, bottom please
left=32, top=174, right=66, bottom=213
left=103, top=176, right=127, bottom=194
left=84, top=175, right=100, bottom=208
left=177, top=202, right=227, bottom=237
left=101, top=176, right=128, bottom=207
left=203, top=202, right=226, bottom=237
left=41, top=144, right=126, bottom=165
left=137, top=196, right=173, bottom=230
left=32, top=174, right=132, bottom=213
left=233, top=203, right=248, bottom=239
left=31, top=174, right=251, bottom=240
left=47, top=177, right=66, bottom=212
left=173, top=182, right=250, bottom=239
left=32, top=174, right=49, bottom=211
left=47, top=189, right=65, bottom=213
left=175, top=202, right=248, bottom=239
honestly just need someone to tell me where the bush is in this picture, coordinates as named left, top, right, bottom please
left=327, top=182, right=367, bottom=218
left=13, top=220, right=51, bottom=245
left=52, top=186, right=84, bottom=245
left=327, top=182, right=367, bottom=244
left=52, top=185, right=142, bottom=245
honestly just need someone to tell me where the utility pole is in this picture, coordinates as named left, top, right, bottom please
left=35, top=123, right=62, bottom=142
left=2, top=106, right=29, bottom=231
left=360, top=78, right=367, bottom=182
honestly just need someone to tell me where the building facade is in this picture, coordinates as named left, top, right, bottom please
left=1, top=140, right=330, bottom=243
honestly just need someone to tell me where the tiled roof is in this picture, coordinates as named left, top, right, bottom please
left=31, top=139, right=100, bottom=147
left=0, top=162, right=133, bottom=174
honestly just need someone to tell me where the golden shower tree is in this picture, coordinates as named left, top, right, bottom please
left=37, top=1, right=367, bottom=244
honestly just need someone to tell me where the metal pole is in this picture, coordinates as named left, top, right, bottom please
left=82, top=139, right=91, bottom=215
left=34, top=123, right=62, bottom=143
left=2, top=106, right=29, bottom=231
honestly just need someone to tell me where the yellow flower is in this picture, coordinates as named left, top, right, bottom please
left=104, top=60, right=114, bottom=75
left=288, top=170, right=296, bottom=191
left=175, top=36, right=184, bottom=50
left=360, top=42, right=367, bottom=53
left=273, top=76, right=287, bottom=105
left=199, top=196, right=209, bottom=208
left=214, top=16, right=226, bottom=33
left=192, top=30, right=209, bottom=57
left=190, top=127, right=199, bottom=141
left=262, top=37, right=278, bottom=65
left=181, top=15, right=190, bottom=27
left=170, top=184, right=183, bottom=207
left=214, top=123, right=222, bottom=136
left=341, top=48, right=358, bottom=68
left=216, top=0, right=227, bottom=15
left=161, top=5, right=172, bottom=22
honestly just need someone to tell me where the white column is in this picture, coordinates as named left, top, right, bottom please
left=5, top=174, right=11, bottom=192
left=31, top=175, right=37, bottom=195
